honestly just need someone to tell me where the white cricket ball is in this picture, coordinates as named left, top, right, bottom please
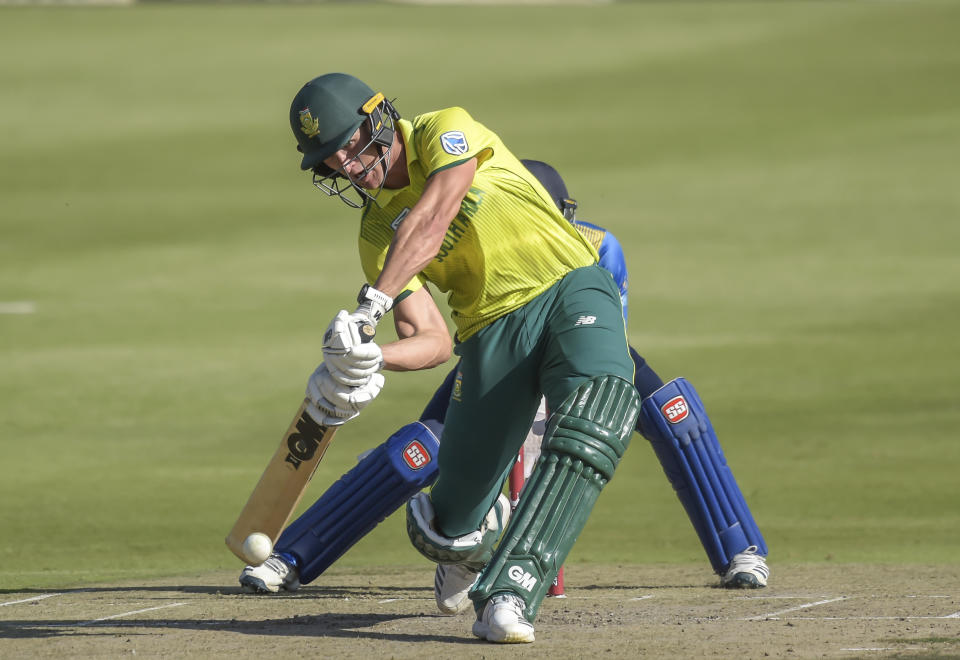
left=242, top=532, right=273, bottom=565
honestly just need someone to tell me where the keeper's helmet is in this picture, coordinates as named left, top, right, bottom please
left=521, top=159, right=578, bottom=222
left=290, top=73, right=399, bottom=208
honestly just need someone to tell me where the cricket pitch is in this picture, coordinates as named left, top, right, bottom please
left=1, top=564, right=957, bottom=658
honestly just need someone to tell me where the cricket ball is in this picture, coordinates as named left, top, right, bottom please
left=242, top=532, right=273, bottom=565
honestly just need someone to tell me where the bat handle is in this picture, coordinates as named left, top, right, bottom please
left=357, top=321, right=376, bottom=344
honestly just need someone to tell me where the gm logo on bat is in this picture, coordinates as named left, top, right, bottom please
left=661, top=395, right=689, bottom=424
left=285, top=413, right=325, bottom=469
left=403, top=441, right=432, bottom=470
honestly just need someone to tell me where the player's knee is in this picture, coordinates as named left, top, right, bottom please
left=544, top=375, right=641, bottom=480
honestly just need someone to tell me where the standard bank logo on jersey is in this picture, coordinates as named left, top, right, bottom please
left=661, top=395, right=689, bottom=424
left=439, top=131, right=468, bottom=155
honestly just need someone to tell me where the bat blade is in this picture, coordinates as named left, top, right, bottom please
left=225, top=399, right=337, bottom=563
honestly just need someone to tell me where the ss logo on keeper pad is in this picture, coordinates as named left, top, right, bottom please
left=661, top=396, right=689, bottom=423
left=403, top=441, right=432, bottom=470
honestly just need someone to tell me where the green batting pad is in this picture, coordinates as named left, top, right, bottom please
left=470, top=376, right=640, bottom=620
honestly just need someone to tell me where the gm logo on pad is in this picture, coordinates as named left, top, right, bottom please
left=507, top=565, right=537, bottom=591
left=403, top=440, right=432, bottom=470
left=661, top=395, right=689, bottom=424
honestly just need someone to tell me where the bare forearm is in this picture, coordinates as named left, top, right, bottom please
left=381, top=330, right=452, bottom=371
left=373, top=159, right=477, bottom=299
left=374, top=210, right=452, bottom=298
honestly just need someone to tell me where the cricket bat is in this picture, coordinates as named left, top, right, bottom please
left=225, top=320, right=376, bottom=564
left=225, top=398, right=340, bottom=564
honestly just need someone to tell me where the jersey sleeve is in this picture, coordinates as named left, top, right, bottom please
left=414, top=107, right=495, bottom=177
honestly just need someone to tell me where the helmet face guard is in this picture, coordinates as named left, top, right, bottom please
left=310, top=95, right=399, bottom=209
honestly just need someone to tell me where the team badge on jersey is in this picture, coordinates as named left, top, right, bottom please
left=440, top=131, right=469, bottom=155
left=451, top=370, right=463, bottom=402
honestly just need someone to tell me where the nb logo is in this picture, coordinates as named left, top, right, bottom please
left=507, top=565, right=538, bottom=592
left=574, top=315, right=597, bottom=326
left=661, top=395, right=689, bottom=424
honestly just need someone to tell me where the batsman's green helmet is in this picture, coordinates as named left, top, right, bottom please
left=290, top=73, right=386, bottom=171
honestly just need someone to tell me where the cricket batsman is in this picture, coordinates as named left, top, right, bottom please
left=239, top=159, right=769, bottom=603
left=281, top=72, right=642, bottom=643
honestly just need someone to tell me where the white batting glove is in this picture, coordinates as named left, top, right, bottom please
left=304, top=363, right=384, bottom=426
left=322, top=310, right=384, bottom=386
left=304, top=363, right=355, bottom=426
left=354, top=283, right=394, bottom=325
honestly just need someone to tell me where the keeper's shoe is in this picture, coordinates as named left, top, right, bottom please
left=472, top=592, right=535, bottom=644
left=721, top=545, right=769, bottom=589
left=239, top=554, right=301, bottom=594
left=435, top=563, right=480, bottom=615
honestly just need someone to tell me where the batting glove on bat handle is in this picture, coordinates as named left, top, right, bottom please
left=356, top=320, right=376, bottom=344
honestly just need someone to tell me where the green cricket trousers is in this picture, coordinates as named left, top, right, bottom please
left=431, top=264, right=635, bottom=536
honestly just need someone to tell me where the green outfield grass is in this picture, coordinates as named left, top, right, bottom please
left=1, top=1, right=958, bottom=591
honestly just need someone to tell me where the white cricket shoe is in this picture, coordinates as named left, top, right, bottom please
left=239, top=554, right=301, bottom=593
left=472, top=592, right=535, bottom=643
left=721, top=545, right=769, bottom=589
left=434, top=563, right=480, bottom=615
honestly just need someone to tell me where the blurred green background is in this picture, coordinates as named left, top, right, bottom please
left=1, top=1, right=958, bottom=591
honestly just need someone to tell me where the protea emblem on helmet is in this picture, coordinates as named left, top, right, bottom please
left=299, top=109, right=320, bottom=138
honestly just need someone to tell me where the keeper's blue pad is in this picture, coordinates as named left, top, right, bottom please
left=640, top=378, right=767, bottom=574
left=275, top=421, right=440, bottom=584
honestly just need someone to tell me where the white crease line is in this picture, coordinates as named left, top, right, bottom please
left=378, top=599, right=401, bottom=604
left=843, top=648, right=928, bottom=652
left=629, top=595, right=654, bottom=601
left=72, top=602, right=187, bottom=627
left=735, top=595, right=827, bottom=600
left=745, top=596, right=847, bottom=620
left=779, top=615, right=960, bottom=621
left=1, top=593, right=62, bottom=607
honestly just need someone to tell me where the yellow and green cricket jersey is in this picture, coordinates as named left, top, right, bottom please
left=358, top=107, right=598, bottom=341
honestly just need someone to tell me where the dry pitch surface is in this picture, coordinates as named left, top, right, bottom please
left=2, top=564, right=958, bottom=659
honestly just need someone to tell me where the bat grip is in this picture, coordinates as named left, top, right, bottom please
left=356, top=321, right=376, bottom=344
